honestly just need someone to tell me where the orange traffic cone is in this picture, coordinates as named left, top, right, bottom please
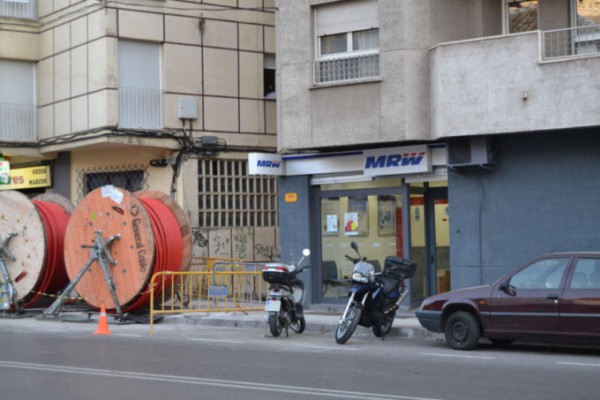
left=94, top=305, right=112, bottom=335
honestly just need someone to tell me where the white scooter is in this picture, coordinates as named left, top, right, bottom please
left=262, top=249, right=311, bottom=337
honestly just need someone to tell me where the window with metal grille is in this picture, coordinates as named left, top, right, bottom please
left=77, top=165, right=148, bottom=202
left=314, top=0, right=379, bottom=84
left=198, top=159, right=278, bottom=228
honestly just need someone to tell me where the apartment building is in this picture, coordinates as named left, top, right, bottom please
left=272, top=0, right=600, bottom=308
left=0, top=0, right=278, bottom=261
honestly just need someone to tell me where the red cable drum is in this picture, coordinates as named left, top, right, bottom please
left=0, top=191, right=72, bottom=309
left=63, top=187, right=191, bottom=312
left=21, top=200, right=70, bottom=307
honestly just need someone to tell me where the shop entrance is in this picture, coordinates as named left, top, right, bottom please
left=313, top=180, right=449, bottom=306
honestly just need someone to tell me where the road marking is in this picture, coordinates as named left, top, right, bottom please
left=0, top=360, right=445, bottom=400
left=556, top=361, right=600, bottom=368
left=421, top=352, right=496, bottom=360
left=292, top=344, right=360, bottom=351
left=188, top=338, right=244, bottom=344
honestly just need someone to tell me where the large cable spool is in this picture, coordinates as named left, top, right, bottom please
left=0, top=190, right=72, bottom=308
left=63, top=186, right=191, bottom=311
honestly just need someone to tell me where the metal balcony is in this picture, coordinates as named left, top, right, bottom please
left=118, top=87, right=163, bottom=130
left=0, top=0, right=36, bottom=20
left=0, top=103, right=36, bottom=142
left=543, top=24, right=600, bottom=60
left=314, top=52, right=379, bottom=84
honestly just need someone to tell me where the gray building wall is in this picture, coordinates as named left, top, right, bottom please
left=277, top=0, right=485, bottom=152
left=449, top=131, right=600, bottom=289
left=277, top=175, right=313, bottom=305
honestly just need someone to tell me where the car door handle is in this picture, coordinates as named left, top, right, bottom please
left=547, top=294, right=559, bottom=300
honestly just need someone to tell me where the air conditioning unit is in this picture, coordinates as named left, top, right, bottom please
left=447, top=136, right=495, bottom=168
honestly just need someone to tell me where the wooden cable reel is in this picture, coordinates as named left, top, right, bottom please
left=0, top=190, right=72, bottom=308
left=63, top=187, right=191, bottom=311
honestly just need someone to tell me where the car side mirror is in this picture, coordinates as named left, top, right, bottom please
left=499, top=280, right=516, bottom=296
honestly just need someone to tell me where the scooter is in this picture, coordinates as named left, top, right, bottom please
left=262, top=249, right=311, bottom=337
left=335, top=242, right=416, bottom=344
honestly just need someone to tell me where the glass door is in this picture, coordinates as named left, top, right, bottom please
left=318, top=190, right=404, bottom=302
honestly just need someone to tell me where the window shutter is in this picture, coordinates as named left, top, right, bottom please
left=0, top=60, right=34, bottom=104
left=118, top=40, right=160, bottom=90
left=316, top=0, right=378, bottom=37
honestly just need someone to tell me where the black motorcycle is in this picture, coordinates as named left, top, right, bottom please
left=335, top=242, right=416, bottom=344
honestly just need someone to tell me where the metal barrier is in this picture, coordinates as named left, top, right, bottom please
left=149, top=267, right=266, bottom=335
left=542, top=24, right=600, bottom=60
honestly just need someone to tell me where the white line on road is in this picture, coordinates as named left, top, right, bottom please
left=421, top=352, right=496, bottom=360
left=292, top=344, right=360, bottom=351
left=188, top=338, right=244, bottom=344
left=556, top=361, right=600, bottom=368
left=0, top=360, right=445, bottom=400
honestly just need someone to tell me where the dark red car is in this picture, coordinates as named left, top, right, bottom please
left=416, top=252, right=600, bottom=350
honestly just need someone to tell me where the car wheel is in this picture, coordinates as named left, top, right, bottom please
left=444, top=311, right=480, bottom=350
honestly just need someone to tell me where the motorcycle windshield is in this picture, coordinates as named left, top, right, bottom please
left=353, top=261, right=374, bottom=279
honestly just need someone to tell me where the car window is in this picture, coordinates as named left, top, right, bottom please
left=509, top=258, right=569, bottom=290
left=569, top=258, right=600, bottom=289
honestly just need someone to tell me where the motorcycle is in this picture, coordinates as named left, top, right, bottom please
left=262, top=248, right=311, bottom=337
left=335, top=242, right=416, bottom=344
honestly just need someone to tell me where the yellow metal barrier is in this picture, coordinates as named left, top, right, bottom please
left=149, top=269, right=266, bottom=335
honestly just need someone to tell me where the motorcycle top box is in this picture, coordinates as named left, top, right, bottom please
left=383, top=257, right=417, bottom=280
left=262, top=263, right=296, bottom=285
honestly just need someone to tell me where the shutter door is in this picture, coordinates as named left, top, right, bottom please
left=316, top=0, right=378, bottom=37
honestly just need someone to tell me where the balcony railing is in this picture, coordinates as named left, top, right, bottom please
left=119, top=87, right=163, bottom=130
left=314, top=52, right=379, bottom=84
left=0, top=0, right=36, bottom=20
left=543, top=24, right=600, bottom=60
left=0, top=103, right=36, bottom=142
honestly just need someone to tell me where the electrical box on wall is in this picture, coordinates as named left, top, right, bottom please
left=447, top=136, right=495, bottom=168
left=178, top=97, right=198, bottom=120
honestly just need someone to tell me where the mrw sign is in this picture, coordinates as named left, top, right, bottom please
left=363, top=145, right=431, bottom=176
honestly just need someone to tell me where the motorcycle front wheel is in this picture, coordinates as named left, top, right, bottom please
left=335, top=302, right=361, bottom=344
left=290, top=316, right=306, bottom=334
left=268, top=313, right=283, bottom=337
left=372, top=311, right=395, bottom=338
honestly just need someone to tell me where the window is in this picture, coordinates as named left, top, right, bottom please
left=504, top=1, right=538, bottom=34
left=0, top=60, right=35, bottom=141
left=118, top=41, right=162, bottom=129
left=509, top=258, right=569, bottom=290
left=264, top=54, right=276, bottom=99
left=0, top=0, right=36, bottom=20
left=198, top=159, right=277, bottom=228
left=569, top=258, right=600, bottom=289
left=572, top=0, right=600, bottom=55
left=314, top=0, right=379, bottom=84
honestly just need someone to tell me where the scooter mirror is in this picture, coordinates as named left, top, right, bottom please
left=302, top=248, right=311, bottom=257
left=351, top=241, right=358, bottom=252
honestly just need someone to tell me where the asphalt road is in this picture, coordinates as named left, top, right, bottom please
left=1, top=318, right=599, bottom=400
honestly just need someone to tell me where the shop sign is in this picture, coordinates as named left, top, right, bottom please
left=0, top=157, right=9, bottom=185
left=363, top=145, right=431, bottom=176
left=0, top=166, right=52, bottom=190
left=248, top=153, right=284, bottom=175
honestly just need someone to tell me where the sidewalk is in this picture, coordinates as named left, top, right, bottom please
left=161, top=309, right=438, bottom=339
left=1, top=307, right=440, bottom=340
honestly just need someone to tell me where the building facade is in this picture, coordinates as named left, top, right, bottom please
left=273, top=0, right=600, bottom=309
left=0, top=0, right=279, bottom=262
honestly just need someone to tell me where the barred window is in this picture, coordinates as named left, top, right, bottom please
left=76, top=165, right=148, bottom=202
left=198, top=159, right=278, bottom=228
